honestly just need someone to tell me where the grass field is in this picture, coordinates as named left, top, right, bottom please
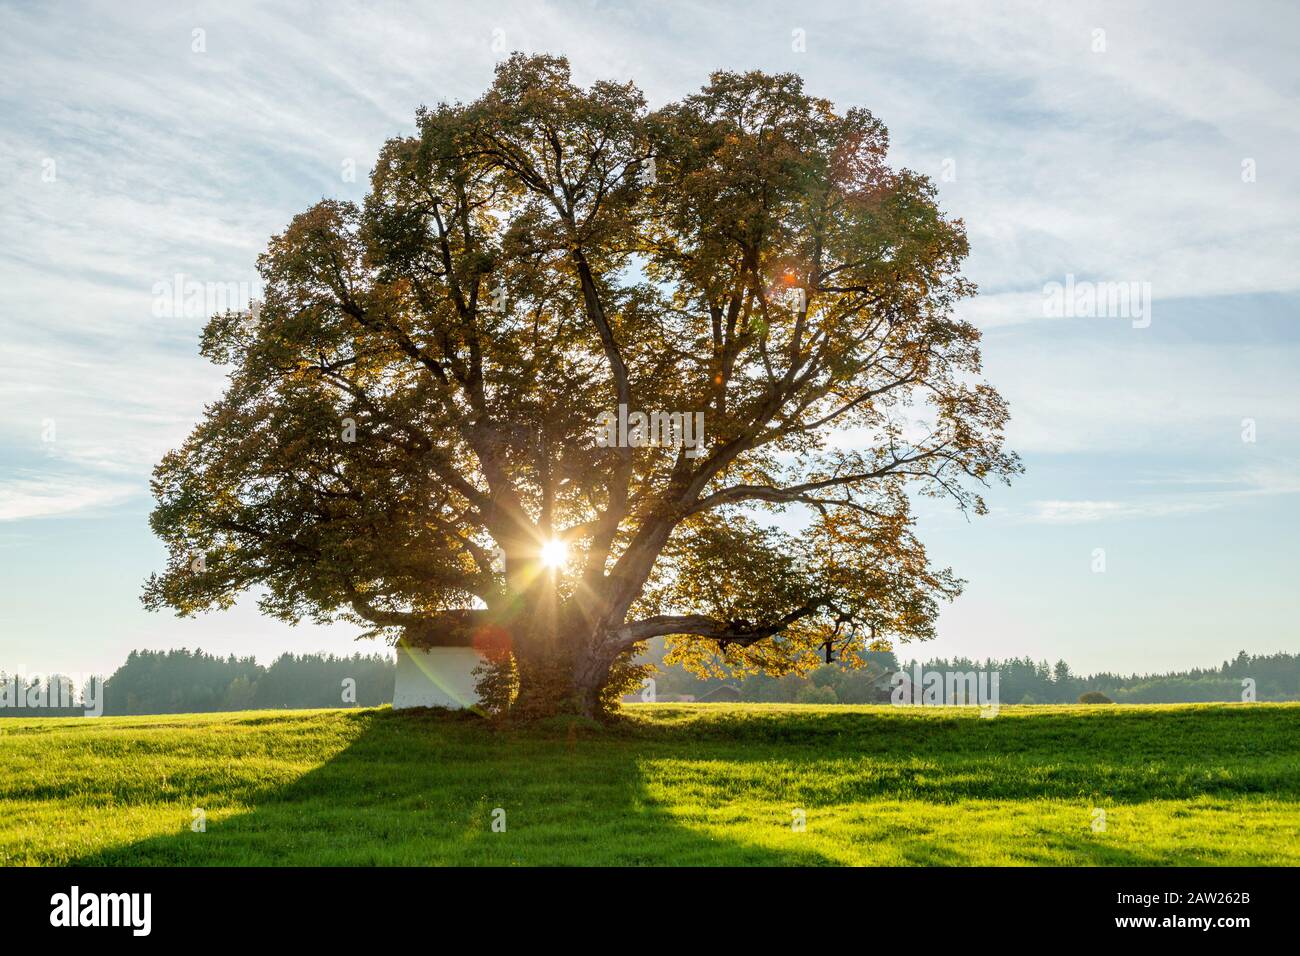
left=2, top=703, right=1298, bottom=866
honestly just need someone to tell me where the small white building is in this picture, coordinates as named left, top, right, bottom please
left=392, top=642, right=485, bottom=710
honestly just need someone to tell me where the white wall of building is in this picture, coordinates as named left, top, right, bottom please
left=392, top=645, right=485, bottom=710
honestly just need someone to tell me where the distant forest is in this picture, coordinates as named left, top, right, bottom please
left=1, top=646, right=1296, bottom=716
left=649, top=648, right=1300, bottom=704
left=0, top=649, right=394, bottom=716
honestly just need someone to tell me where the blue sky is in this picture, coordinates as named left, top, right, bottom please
left=2, top=0, right=1297, bottom=678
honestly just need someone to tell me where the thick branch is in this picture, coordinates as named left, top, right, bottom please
left=609, top=606, right=821, bottom=653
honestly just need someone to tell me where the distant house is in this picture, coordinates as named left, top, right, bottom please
left=871, top=669, right=903, bottom=703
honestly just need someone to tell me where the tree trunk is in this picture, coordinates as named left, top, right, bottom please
left=572, top=646, right=615, bottom=719
left=509, top=627, right=614, bottom=720
left=488, top=568, right=622, bottom=720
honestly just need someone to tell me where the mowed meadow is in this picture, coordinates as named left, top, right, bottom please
left=1, top=703, right=1298, bottom=866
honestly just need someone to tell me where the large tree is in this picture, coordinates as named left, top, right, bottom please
left=145, top=55, right=1020, bottom=718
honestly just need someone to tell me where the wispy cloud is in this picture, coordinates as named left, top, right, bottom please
left=1027, top=498, right=1215, bottom=524
left=0, top=474, right=135, bottom=522
left=1024, top=463, right=1300, bottom=523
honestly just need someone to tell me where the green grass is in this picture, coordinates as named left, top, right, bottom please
left=2, top=703, right=1298, bottom=865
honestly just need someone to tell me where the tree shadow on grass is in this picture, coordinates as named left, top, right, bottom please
left=69, top=704, right=1298, bottom=866
left=70, top=708, right=836, bottom=866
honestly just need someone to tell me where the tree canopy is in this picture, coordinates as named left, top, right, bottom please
left=145, top=54, right=1020, bottom=717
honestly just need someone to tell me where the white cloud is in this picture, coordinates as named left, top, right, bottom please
left=1026, top=498, right=1213, bottom=524
left=1024, top=463, right=1300, bottom=524
left=0, top=475, right=136, bottom=522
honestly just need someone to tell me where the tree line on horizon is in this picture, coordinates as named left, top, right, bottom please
left=0, top=648, right=394, bottom=716
left=1, top=647, right=1295, bottom=716
left=646, top=648, right=1300, bottom=704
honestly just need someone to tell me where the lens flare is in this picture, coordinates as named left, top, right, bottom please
left=540, top=539, right=568, bottom=568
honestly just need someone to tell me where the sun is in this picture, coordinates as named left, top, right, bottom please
left=539, top=539, right=568, bottom=569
